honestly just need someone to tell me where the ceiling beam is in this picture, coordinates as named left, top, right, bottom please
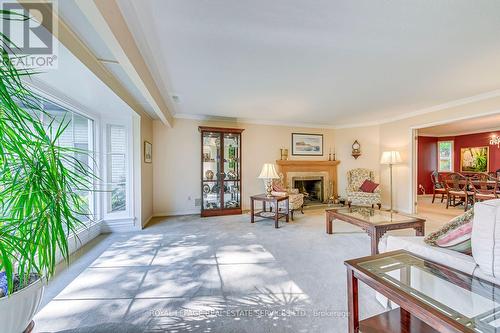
left=76, top=0, right=173, bottom=126
left=18, top=0, right=154, bottom=121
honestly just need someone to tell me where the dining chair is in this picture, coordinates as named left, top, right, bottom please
left=473, top=173, right=490, bottom=182
left=444, top=172, right=472, bottom=211
left=471, top=175, right=499, bottom=203
left=430, top=170, right=446, bottom=203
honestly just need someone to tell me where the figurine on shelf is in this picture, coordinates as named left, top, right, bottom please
left=280, top=148, right=289, bottom=160
left=228, top=144, right=236, bottom=169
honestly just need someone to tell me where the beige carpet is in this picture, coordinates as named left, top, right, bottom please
left=302, top=195, right=464, bottom=237
left=33, top=198, right=463, bottom=333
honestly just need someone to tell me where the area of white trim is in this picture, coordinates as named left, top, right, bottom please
left=23, top=78, right=100, bottom=122
left=55, top=221, right=103, bottom=264
left=75, top=0, right=173, bottom=126
left=410, top=109, right=500, bottom=130
left=418, top=126, right=500, bottom=138
left=175, top=89, right=500, bottom=130
left=174, top=113, right=336, bottom=129
left=101, top=217, right=140, bottom=233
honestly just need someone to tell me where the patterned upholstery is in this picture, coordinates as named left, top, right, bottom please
left=269, top=175, right=304, bottom=219
left=346, top=168, right=381, bottom=207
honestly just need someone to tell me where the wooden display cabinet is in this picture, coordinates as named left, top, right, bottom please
left=199, top=126, right=244, bottom=217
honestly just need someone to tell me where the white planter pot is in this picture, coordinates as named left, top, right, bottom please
left=0, top=279, right=44, bottom=333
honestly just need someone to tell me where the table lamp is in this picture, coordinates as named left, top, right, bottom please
left=258, top=163, right=280, bottom=197
left=380, top=151, right=402, bottom=212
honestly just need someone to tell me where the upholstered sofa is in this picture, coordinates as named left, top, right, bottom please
left=346, top=168, right=381, bottom=208
left=379, top=199, right=500, bottom=287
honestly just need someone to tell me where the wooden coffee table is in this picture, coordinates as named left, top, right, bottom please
left=325, top=207, right=425, bottom=255
left=250, top=194, right=289, bottom=228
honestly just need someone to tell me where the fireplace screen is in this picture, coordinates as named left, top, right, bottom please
left=293, top=177, right=324, bottom=204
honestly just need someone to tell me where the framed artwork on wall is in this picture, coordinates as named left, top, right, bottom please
left=460, top=146, right=488, bottom=172
left=291, top=133, right=323, bottom=156
left=144, top=141, right=152, bottom=163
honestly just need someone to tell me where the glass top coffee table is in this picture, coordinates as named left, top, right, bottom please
left=345, top=250, right=500, bottom=333
left=325, top=207, right=426, bottom=254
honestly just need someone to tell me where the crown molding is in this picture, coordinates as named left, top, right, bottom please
left=419, top=126, right=500, bottom=138
left=173, top=113, right=337, bottom=129
left=174, top=89, right=500, bottom=130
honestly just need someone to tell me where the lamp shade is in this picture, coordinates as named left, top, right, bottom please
left=258, top=163, right=280, bottom=179
left=380, top=151, right=402, bottom=164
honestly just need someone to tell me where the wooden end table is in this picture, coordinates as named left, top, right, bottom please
left=345, top=250, right=500, bottom=333
left=250, top=194, right=289, bottom=228
left=325, top=207, right=425, bottom=255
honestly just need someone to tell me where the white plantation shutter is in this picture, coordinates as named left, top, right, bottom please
left=107, top=125, right=127, bottom=213
left=38, top=99, right=95, bottom=223
left=73, top=114, right=89, bottom=146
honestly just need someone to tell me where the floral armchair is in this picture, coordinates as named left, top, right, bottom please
left=269, top=174, right=304, bottom=220
left=346, top=168, right=381, bottom=208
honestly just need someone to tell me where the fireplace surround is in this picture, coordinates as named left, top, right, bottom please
left=276, top=160, right=340, bottom=203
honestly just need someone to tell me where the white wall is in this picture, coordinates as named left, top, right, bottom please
left=141, top=115, right=154, bottom=226
left=334, top=125, right=381, bottom=199
left=153, top=118, right=335, bottom=215
left=152, top=95, right=500, bottom=216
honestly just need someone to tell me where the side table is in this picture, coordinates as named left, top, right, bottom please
left=250, top=194, right=289, bottom=228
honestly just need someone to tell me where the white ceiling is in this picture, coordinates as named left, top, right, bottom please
left=30, top=40, right=134, bottom=120
left=4, top=2, right=135, bottom=120
left=116, top=0, right=500, bottom=127
left=419, top=113, right=500, bottom=136
left=57, top=0, right=159, bottom=119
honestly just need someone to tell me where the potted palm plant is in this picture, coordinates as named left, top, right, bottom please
left=0, top=11, right=94, bottom=333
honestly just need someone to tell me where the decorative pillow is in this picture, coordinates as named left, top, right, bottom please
left=424, top=208, right=474, bottom=254
left=359, top=179, right=379, bottom=193
left=272, top=182, right=286, bottom=192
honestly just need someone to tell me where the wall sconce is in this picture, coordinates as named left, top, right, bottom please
left=352, top=140, right=361, bottom=159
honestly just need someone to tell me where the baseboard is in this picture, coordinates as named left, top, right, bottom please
left=142, top=215, right=154, bottom=228
left=153, top=209, right=201, bottom=217
left=101, top=217, right=141, bottom=233
left=55, top=221, right=103, bottom=264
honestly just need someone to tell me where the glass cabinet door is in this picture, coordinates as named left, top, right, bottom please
left=200, top=127, right=243, bottom=217
left=202, top=131, right=222, bottom=211
left=223, top=133, right=241, bottom=209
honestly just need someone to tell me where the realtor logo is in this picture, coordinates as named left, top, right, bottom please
left=1, top=1, right=58, bottom=69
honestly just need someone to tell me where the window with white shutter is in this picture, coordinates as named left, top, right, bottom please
left=106, top=124, right=127, bottom=213
left=40, top=99, right=95, bottom=223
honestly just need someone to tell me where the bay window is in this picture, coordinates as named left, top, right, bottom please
left=39, top=99, right=96, bottom=224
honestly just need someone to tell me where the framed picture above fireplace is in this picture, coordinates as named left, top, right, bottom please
left=291, top=133, right=323, bottom=156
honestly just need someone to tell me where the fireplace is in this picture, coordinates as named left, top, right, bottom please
left=293, top=176, right=324, bottom=204
left=276, top=160, right=339, bottom=203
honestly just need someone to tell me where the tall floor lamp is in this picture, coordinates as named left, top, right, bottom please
left=380, top=151, right=402, bottom=213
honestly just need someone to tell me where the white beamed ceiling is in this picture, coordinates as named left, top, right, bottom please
left=115, top=0, right=500, bottom=127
